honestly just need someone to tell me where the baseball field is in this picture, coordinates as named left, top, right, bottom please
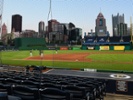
left=1, top=50, right=133, bottom=72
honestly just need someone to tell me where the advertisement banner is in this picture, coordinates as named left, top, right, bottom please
left=72, top=47, right=81, bottom=50
left=84, top=68, right=97, bottom=72
left=60, top=47, right=68, bottom=50
left=114, top=46, right=125, bottom=50
left=100, top=46, right=109, bottom=50
left=48, top=47, right=56, bottom=50
left=87, top=46, right=94, bottom=50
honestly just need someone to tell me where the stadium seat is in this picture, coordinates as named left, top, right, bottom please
left=0, top=92, right=8, bottom=100
left=0, top=78, right=5, bottom=83
left=27, top=77, right=42, bottom=83
left=0, top=67, right=108, bottom=100
left=0, top=83, right=12, bottom=95
left=40, top=87, right=72, bottom=100
left=40, top=83, right=61, bottom=90
left=109, top=36, right=121, bottom=42
left=12, top=85, right=39, bottom=100
left=41, top=79, right=57, bottom=84
left=92, top=79, right=107, bottom=96
left=21, top=80, right=40, bottom=88
left=62, top=85, right=91, bottom=100
left=56, top=81, right=69, bottom=87
left=0, top=92, right=21, bottom=100
left=12, top=76, right=26, bottom=81
left=123, top=36, right=131, bottom=42
left=67, top=80, right=81, bottom=85
left=8, top=95, right=22, bottom=100
left=76, top=83, right=97, bottom=100
left=84, top=36, right=96, bottom=43
left=85, top=81, right=103, bottom=99
left=3, top=78, right=21, bottom=86
left=97, top=36, right=108, bottom=43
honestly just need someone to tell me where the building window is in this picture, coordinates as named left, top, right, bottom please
left=99, top=19, right=103, bottom=26
left=99, top=29, right=103, bottom=33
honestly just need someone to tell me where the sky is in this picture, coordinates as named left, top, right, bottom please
left=2, top=0, right=133, bottom=36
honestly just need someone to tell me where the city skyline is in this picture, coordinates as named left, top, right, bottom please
left=2, top=0, right=133, bottom=36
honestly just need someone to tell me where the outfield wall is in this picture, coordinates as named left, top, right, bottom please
left=47, top=45, right=129, bottom=51
left=15, top=37, right=47, bottom=50
left=82, top=45, right=132, bottom=50
left=14, top=37, right=132, bottom=51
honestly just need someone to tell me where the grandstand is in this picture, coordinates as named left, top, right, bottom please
left=122, top=36, right=131, bottom=42
left=0, top=65, right=133, bottom=100
left=0, top=65, right=107, bottom=100
left=84, top=36, right=96, bottom=43
left=109, top=36, right=121, bottom=42
left=82, top=36, right=132, bottom=50
left=97, top=36, right=108, bottom=43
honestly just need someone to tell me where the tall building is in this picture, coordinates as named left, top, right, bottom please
left=69, top=22, right=75, bottom=29
left=11, top=14, right=22, bottom=32
left=69, top=28, right=82, bottom=43
left=20, top=30, right=37, bottom=38
left=88, top=29, right=95, bottom=36
left=48, top=19, right=59, bottom=42
left=38, top=21, right=45, bottom=37
left=95, top=12, right=107, bottom=36
left=49, top=23, right=66, bottom=43
left=48, top=19, right=59, bottom=33
left=2, top=23, right=7, bottom=35
left=1, top=23, right=7, bottom=44
left=117, top=23, right=127, bottom=36
left=112, top=13, right=124, bottom=36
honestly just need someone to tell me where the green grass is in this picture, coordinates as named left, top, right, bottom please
left=1, top=50, right=133, bottom=72
left=89, top=54, right=133, bottom=62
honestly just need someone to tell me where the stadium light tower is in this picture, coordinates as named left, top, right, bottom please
left=0, top=0, right=4, bottom=39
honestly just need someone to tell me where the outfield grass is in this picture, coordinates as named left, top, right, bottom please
left=1, top=50, right=133, bottom=72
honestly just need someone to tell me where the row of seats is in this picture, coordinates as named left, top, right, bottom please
left=0, top=70, right=107, bottom=100
left=85, top=36, right=131, bottom=43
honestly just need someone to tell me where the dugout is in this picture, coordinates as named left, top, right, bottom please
left=14, top=37, right=47, bottom=50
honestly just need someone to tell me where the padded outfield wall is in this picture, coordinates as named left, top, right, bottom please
left=82, top=43, right=132, bottom=50
left=14, top=37, right=47, bottom=50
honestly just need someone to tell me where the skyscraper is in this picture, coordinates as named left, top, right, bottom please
left=112, top=13, right=124, bottom=36
left=1, top=23, right=7, bottom=44
left=2, top=23, right=7, bottom=35
left=117, top=23, right=127, bottom=36
left=11, top=14, right=22, bottom=32
left=48, top=19, right=59, bottom=33
left=95, top=12, right=107, bottom=36
left=38, top=21, right=45, bottom=37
